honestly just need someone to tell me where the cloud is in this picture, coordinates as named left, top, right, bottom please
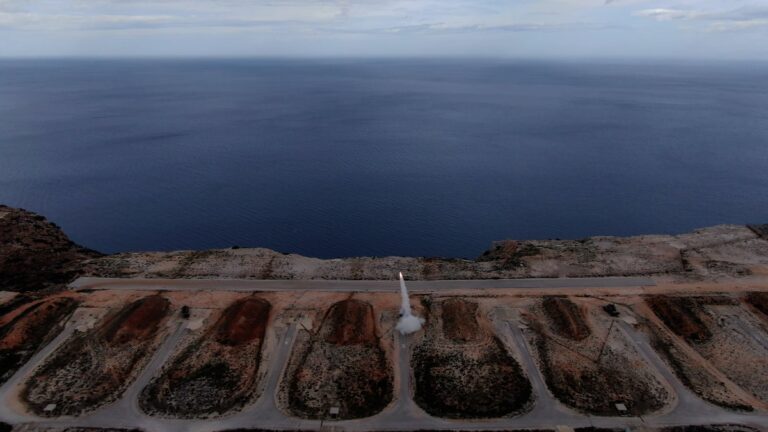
left=0, top=12, right=310, bottom=30
left=0, top=0, right=28, bottom=12
left=0, top=0, right=765, bottom=57
left=334, top=21, right=618, bottom=35
left=0, top=0, right=617, bottom=34
left=635, top=5, right=768, bottom=31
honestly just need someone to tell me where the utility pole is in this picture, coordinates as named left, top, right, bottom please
left=595, top=319, right=616, bottom=363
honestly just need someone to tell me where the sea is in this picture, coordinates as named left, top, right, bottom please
left=1, top=59, right=767, bottom=258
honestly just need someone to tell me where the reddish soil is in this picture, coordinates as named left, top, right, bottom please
left=532, top=332, right=669, bottom=416
left=689, top=295, right=739, bottom=306
left=0, top=297, right=78, bottom=384
left=646, top=296, right=712, bottom=343
left=745, top=292, right=768, bottom=319
left=324, top=299, right=377, bottom=345
left=141, top=298, right=271, bottom=417
left=645, top=320, right=753, bottom=411
left=285, top=299, right=392, bottom=419
left=0, top=297, right=78, bottom=350
left=0, top=294, right=34, bottom=320
left=441, top=298, right=480, bottom=342
left=215, top=297, right=271, bottom=346
left=99, top=295, right=170, bottom=345
left=0, top=205, right=100, bottom=292
left=23, top=295, right=171, bottom=416
left=541, top=296, right=591, bottom=340
left=413, top=299, right=532, bottom=418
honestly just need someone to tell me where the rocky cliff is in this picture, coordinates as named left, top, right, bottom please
left=2, top=204, right=768, bottom=290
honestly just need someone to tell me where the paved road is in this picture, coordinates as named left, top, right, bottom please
left=617, top=321, right=723, bottom=417
left=85, top=320, right=189, bottom=432
left=615, top=321, right=767, bottom=429
left=71, top=276, right=656, bottom=292
left=337, top=331, right=450, bottom=431
left=0, top=316, right=79, bottom=424
left=5, top=286, right=768, bottom=432
left=501, top=317, right=584, bottom=424
left=220, top=323, right=309, bottom=429
left=727, top=315, right=768, bottom=352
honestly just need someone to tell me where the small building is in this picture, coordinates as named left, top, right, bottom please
left=329, top=406, right=340, bottom=419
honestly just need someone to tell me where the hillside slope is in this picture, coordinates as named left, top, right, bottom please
left=0, top=205, right=101, bottom=292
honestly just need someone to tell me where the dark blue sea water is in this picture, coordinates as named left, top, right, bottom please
left=1, top=59, right=767, bottom=258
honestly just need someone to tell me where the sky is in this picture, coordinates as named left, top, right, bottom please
left=0, top=0, right=767, bottom=59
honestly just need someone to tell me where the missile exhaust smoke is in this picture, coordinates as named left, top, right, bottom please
left=396, top=272, right=424, bottom=335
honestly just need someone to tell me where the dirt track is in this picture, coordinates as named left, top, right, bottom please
left=140, top=297, right=271, bottom=417
left=324, top=299, right=377, bottom=345
left=1, top=280, right=768, bottom=431
left=0, top=297, right=78, bottom=384
left=441, top=298, right=481, bottom=342
left=281, top=299, right=392, bottom=420
left=645, top=296, right=712, bottom=343
left=541, top=296, right=590, bottom=341
left=22, top=295, right=170, bottom=416
left=527, top=298, right=671, bottom=416
left=412, top=298, right=532, bottom=418
left=639, top=303, right=755, bottom=411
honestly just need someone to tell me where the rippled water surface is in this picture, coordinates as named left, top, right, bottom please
left=1, top=59, right=767, bottom=257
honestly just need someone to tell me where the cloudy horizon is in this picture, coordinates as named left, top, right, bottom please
left=1, top=0, right=767, bottom=59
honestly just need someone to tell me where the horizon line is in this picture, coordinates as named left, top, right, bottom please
left=1, top=55, right=767, bottom=65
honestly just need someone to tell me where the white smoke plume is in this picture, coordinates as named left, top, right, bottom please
left=396, top=272, right=424, bottom=335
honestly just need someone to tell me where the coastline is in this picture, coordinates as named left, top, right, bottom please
left=2, top=204, right=767, bottom=292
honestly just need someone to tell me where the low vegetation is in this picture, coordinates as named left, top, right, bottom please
left=541, top=296, right=591, bottom=340
left=0, top=297, right=79, bottom=384
left=23, top=295, right=170, bottom=416
left=413, top=299, right=532, bottom=418
left=141, top=297, right=271, bottom=417
left=282, top=299, right=392, bottom=419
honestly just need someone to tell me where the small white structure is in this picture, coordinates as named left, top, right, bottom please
left=621, top=316, right=638, bottom=325
left=329, top=406, right=340, bottom=418
left=43, top=404, right=56, bottom=412
left=615, top=402, right=628, bottom=413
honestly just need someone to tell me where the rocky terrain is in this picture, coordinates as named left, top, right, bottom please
left=412, top=298, right=532, bottom=418
left=676, top=302, right=768, bottom=403
left=280, top=299, right=393, bottom=419
left=0, top=286, right=766, bottom=431
left=79, top=224, right=768, bottom=282
left=2, top=205, right=768, bottom=431
left=2, top=205, right=768, bottom=289
left=526, top=297, right=671, bottom=416
left=140, top=297, right=271, bottom=418
left=541, top=296, right=591, bottom=341
left=0, top=296, right=79, bottom=384
left=22, top=295, right=171, bottom=416
left=0, top=206, right=100, bottom=292
left=637, top=300, right=756, bottom=411
left=646, top=293, right=768, bottom=403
